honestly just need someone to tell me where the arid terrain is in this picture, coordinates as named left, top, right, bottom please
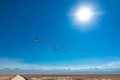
left=0, top=74, right=120, bottom=80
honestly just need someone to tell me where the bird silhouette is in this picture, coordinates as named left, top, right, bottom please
left=35, top=37, right=39, bottom=43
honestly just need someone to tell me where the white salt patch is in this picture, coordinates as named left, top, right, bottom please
left=11, top=75, right=25, bottom=80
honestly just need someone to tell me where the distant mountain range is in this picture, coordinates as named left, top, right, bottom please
left=0, top=68, right=120, bottom=74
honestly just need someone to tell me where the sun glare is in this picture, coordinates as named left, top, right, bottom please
left=70, top=2, right=102, bottom=31
left=74, top=7, right=93, bottom=22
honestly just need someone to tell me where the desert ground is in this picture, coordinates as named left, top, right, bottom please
left=0, top=74, right=120, bottom=80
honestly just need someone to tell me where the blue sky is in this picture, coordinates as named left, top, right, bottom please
left=0, top=0, right=120, bottom=70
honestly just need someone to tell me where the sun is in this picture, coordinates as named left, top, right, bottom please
left=70, top=2, right=103, bottom=32
left=72, top=5, right=95, bottom=25
left=74, top=7, right=93, bottom=22
left=70, top=2, right=102, bottom=32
